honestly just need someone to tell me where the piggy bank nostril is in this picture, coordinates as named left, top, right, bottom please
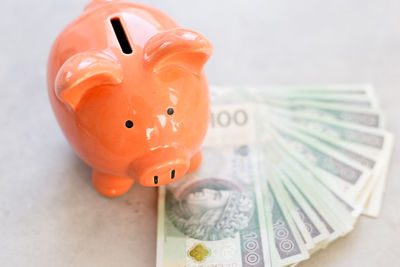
left=154, top=175, right=158, bottom=184
left=171, top=170, right=175, bottom=179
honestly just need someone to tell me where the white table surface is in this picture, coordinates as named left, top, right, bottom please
left=1, top=0, right=399, bottom=266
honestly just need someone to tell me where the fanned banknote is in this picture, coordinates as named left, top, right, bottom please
left=157, top=104, right=271, bottom=267
left=157, top=85, right=394, bottom=267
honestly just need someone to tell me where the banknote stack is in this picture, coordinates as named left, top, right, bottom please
left=157, top=86, right=394, bottom=267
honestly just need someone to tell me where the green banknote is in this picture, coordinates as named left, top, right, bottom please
left=157, top=104, right=271, bottom=267
left=277, top=170, right=330, bottom=245
left=158, top=85, right=395, bottom=267
left=211, top=85, right=384, bottom=128
left=211, top=85, right=377, bottom=108
left=260, top=136, right=354, bottom=231
left=265, top=109, right=393, bottom=216
left=210, top=85, right=392, bottom=219
left=266, top=101, right=384, bottom=128
left=262, top=125, right=359, bottom=221
left=263, top=179, right=309, bottom=266
left=211, top=85, right=375, bottom=98
left=265, top=109, right=389, bottom=152
left=267, top=120, right=372, bottom=204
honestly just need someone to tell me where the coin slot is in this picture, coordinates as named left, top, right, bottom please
left=171, top=170, right=175, bottom=179
left=110, top=17, right=132, bottom=54
left=154, top=175, right=158, bottom=184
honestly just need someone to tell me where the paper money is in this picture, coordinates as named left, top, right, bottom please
left=157, top=104, right=271, bottom=267
left=264, top=179, right=309, bottom=266
left=157, top=85, right=394, bottom=267
left=267, top=121, right=372, bottom=204
left=263, top=103, right=393, bottom=216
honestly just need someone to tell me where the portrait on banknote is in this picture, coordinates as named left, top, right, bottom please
left=166, top=178, right=254, bottom=241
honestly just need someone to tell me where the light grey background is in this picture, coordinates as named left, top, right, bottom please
left=1, top=0, right=399, bottom=266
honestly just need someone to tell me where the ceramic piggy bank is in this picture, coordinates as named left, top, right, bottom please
left=47, top=0, right=213, bottom=197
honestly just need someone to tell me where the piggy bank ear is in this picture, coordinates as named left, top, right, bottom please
left=55, top=52, right=123, bottom=111
left=144, top=28, right=213, bottom=75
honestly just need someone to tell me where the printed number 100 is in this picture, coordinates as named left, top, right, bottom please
left=210, top=109, right=248, bottom=128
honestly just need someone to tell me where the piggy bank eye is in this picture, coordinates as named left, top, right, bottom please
left=167, top=107, right=174, bottom=115
left=125, top=120, right=134, bottom=128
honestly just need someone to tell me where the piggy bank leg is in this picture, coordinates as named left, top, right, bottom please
left=92, top=170, right=134, bottom=197
left=187, top=150, right=202, bottom=173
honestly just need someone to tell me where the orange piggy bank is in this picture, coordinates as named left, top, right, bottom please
left=47, top=0, right=213, bottom=197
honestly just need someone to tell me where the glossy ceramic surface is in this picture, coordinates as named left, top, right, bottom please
left=47, top=0, right=213, bottom=197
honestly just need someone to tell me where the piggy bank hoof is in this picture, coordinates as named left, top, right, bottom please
left=92, top=170, right=134, bottom=197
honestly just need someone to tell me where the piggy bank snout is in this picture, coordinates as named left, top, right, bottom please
left=130, top=148, right=190, bottom=186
